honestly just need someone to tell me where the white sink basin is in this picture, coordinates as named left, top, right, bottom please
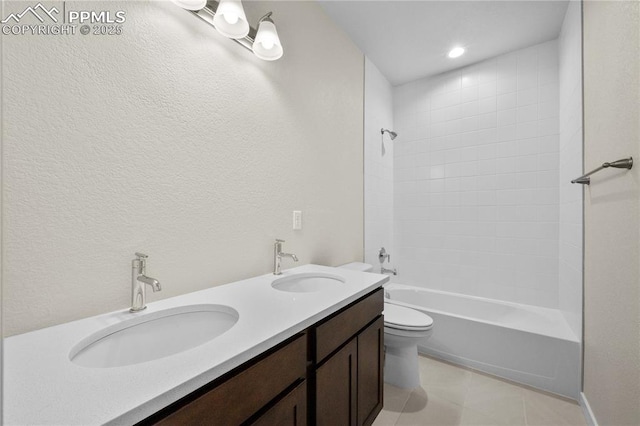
left=271, top=272, right=345, bottom=293
left=70, top=304, right=239, bottom=368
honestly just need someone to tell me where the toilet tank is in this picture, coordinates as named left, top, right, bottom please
left=338, top=262, right=374, bottom=272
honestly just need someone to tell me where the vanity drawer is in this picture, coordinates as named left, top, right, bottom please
left=153, top=333, right=307, bottom=426
left=315, top=288, right=383, bottom=363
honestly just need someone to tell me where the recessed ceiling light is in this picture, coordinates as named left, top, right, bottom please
left=448, top=47, right=465, bottom=58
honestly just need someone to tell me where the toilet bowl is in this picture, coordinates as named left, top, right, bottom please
left=383, top=302, right=433, bottom=388
left=338, top=262, right=434, bottom=389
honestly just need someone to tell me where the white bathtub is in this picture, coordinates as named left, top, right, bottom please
left=385, top=283, right=581, bottom=399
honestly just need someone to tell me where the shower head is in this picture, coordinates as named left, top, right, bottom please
left=381, top=128, right=398, bottom=140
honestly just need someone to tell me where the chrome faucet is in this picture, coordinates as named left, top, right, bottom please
left=381, top=266, right=397, bottom=275
left=130, top=252, right=162, bottom=312
left=273, top=239, right=298, bottom=275
left=378, top=247, right=391, bottom=264
left=378, top=247, right=397, bottom=275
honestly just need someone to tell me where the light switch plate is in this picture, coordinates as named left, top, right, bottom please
left=293, top=211, right=302, bottom=230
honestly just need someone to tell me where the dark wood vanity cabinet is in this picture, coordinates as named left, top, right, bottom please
left=141, top=288, right=383, bottom=426
left=314, top=290, right=384, bottom=426
left=149, top=334, right=308, bottom=426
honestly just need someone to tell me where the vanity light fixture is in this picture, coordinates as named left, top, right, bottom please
left=171, top=0, right=284, bottom=61
left=448, top=46, right=465, bottom=58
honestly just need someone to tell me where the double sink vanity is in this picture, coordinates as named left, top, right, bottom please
left=4, top=263, right=388, bottom=425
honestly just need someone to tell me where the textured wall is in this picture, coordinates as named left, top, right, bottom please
left=393, top=41, right=562, bottom=308
left=2, top=1, right=364, bottom=336
left=558, top=0, right=583, bottom=339
left=583, top=1, right=640, bottom=424
left=364, top=58, right=394, bottom=269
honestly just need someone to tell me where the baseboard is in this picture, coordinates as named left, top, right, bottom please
left=580, top=392, right=598, bottom=426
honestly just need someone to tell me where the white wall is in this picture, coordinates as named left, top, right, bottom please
left=558, top=0, right=583, bottom=340
left=2, top=0, right=365, bottom=336
left=583, top=1, right=640, bottom=424
left=364, top=58, right=394, bottom=269
left=393, top=41, right=561, bottom=307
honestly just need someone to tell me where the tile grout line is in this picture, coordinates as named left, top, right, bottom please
left=392, top=390, right=413, bottom=426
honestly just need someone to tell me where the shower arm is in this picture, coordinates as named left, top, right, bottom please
left=381, top=128, right=397, bottom=140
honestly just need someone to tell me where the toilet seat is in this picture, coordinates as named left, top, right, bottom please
left=384, top=302, right=433, bottom=331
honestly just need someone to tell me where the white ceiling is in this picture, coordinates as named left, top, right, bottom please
left=319, top=1, right=569, bottom=86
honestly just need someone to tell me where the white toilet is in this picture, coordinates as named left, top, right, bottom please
left=383, top=302, right=433, bottom=388
left=339, top=262, right=434, bottom=389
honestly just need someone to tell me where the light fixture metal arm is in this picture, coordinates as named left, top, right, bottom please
left=259, top=11, right=273, bottom=23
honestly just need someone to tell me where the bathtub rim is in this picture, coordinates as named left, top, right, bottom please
left=384, top=283, right=579, bottom=343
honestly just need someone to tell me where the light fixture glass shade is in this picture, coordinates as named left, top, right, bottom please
left=212, top=0, right=250, bottom=39
left=170, top=0, right=206, bottom=11
left=252, top=19, right=283, bottom=61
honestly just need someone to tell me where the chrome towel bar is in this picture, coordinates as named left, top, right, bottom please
left=571, top=157, right=633, bottom=185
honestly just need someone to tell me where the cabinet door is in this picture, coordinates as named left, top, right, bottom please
left=357, top=317, right=384, bottom=426
left=316, top=339, right=358, bottom=426
left=251, top=381, right=307, bottom=426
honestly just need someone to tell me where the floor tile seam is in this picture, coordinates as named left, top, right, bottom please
left=523, top=394, right=530, bottom=426
left=396, top=389, right=414, bottom=421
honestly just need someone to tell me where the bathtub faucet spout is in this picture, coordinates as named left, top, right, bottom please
left=381, top=266, right=397, bottom=275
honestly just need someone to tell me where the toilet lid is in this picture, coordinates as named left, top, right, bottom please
left=384, top=302, right=433, bottom=330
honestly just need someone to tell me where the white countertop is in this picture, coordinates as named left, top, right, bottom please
left=3, top=264, right=388, bottom=425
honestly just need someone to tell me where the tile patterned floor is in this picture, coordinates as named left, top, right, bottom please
left=373, top=355, right=587, bottom=426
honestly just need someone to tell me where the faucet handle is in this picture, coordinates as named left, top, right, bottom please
left=378, top=247, right=387, bottom=263
left=134, top=253, right=148, bottom=272
left=275, top=239, right=285, bottom=243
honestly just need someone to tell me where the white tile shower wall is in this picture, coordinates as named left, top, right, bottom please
left=558, top=1, right=583, bottom=339
left=393, top=41, right=561, bottom=308
left=364, top=58, right=394, bottom=268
